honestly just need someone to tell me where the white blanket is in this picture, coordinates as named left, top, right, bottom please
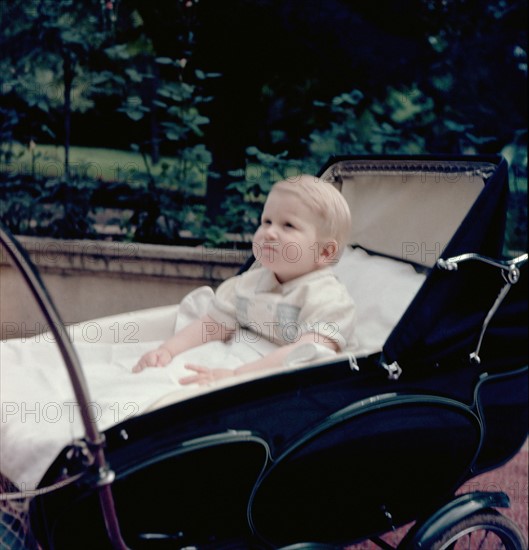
left=0, top=247, right=426, bottom=490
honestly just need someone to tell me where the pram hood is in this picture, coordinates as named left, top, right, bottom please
left=319, top=155, right=527, bottom=375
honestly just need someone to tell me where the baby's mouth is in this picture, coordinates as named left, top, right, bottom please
left=256, top=241, right=280, bottom=261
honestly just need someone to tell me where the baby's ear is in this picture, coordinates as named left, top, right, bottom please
left=319, top=240, right=340, bottom=264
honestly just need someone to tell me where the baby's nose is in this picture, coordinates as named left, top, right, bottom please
left=263, top=224, right=277, bottom=239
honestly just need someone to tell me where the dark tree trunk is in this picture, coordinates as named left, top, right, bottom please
left=63, top=50, right=74, bottom=181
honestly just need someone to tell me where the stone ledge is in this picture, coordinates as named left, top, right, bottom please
left=1, top=236, right=253, bottom=338
left=1, top=236, right=252, bottom=282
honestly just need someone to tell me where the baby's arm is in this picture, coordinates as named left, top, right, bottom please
left=133, top=315, right=229, bottom=372
left=236, top=333, right=338, bottom=375
left=179, top=332, right=338, bottom=385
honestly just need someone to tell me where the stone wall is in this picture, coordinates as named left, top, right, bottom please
left=0, top=236, right=251, bottom=339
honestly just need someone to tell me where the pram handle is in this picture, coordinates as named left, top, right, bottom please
left=437, top=252, right=527, bottom=284
left=437, top=252, right=527, bottom=365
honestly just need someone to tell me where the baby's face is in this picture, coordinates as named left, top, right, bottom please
left=252, top=190, right=325, bottom=283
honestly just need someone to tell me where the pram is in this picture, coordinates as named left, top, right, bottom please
left=0, top=154, right=527, bottom=549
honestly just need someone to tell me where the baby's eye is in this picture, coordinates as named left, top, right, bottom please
left=284, top=222, right=295, bottom=229
left=261, top=218, right=272, bottom=225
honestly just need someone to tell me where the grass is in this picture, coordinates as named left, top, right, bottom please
left=5, top=143, right=208, bottom=193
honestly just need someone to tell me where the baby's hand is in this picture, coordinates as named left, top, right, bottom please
left=133, top=348, right=172, bottom=373
left=179, top=364, right=235, bottom=386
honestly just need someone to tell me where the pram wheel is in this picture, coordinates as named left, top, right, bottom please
left=427, top=509, right=527, bottom=550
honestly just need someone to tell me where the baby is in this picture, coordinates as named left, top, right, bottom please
left=133, top=174, right=356, bottom=385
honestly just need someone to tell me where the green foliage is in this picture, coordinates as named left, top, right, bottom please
left=206, top=86, right=437, bottom=246
left=505, top=189, right=528, bottom=254
left=207, top=83, right=527, bottom=253
left=205, top=147, right=304, bottom=247
left=0, top=0, right=526, bottom=252
left=502, top=130, right=528, bottom=253
left=0, top=0, right=112, bottom=139
left=126, top=142, right=211, bottom=244
left=0, top=173, right=99, bottom=239
left=0, top=0, right=216, bottom=244
left=96, top=1, right=219, bottom=243
left=44, top=179, right=99, bottom=238
left=0, top=108, right=20, bottom=163
left=307, top=82, right=525, bottom=164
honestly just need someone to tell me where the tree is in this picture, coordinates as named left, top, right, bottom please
left=0, top=0, right=115, bottom=179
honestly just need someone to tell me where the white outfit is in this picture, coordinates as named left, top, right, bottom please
left=207, top=265, right=357, bottom=352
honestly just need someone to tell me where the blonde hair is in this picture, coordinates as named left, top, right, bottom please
left=270, top=174, right=351, bottom=256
